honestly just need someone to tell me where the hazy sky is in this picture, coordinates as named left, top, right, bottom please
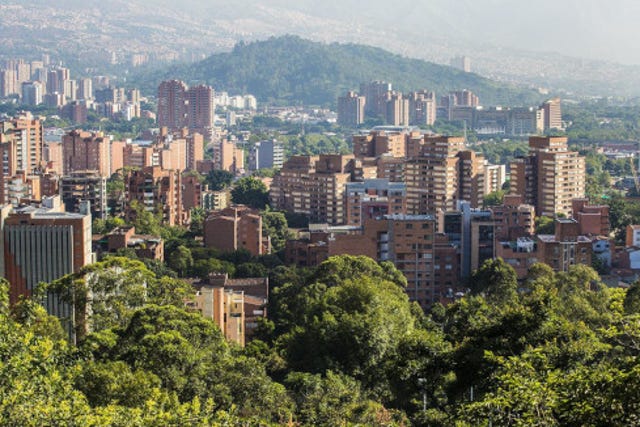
left=191, top=0, right=640, bottom=65
left=261, top=0, right=640, bottom=65
left=20, top=0, right=640, bottom=65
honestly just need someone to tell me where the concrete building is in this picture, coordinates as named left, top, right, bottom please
left=186, top=132, right=204, bottom=171
left=491, top=194, right=535, bottom=241
left=104, top=226, right=164, bottom=260
left=191, top=274, right=268, bottom=346
left=344, top=179, right=406, bottom=226
left=186, top=84, right=214, bottom=132
left=21, top=81, right=44, bottom=106
left=352, top=129, right=409, bottom=159
left=202, top=190, right=229, bottom=211
left=541, top=97, right=563, bottom=131
left=192, top=285, right=246, bottom=346
left=451, top=90, right=479, bottom=107
left=62, top=130, right=111, bottom=177
left=360, top=80, right=392, bottom=117
left=157, top=80, right=188, bottom=130
left=44, top=141, right=63, bottom=175
left=386, top=92, right=410, bottom=126
left=182, top=174, right=204, bottom=211
left=571, top=198, right=610, bottom=237
left=214, top=138, right=245, bottom=173
left=450, top=56, right=471, bottom=72
left=484, top=163, right=507, bottom=195
left=285, top=214, right=461, bottom=308
left=0, top=113, right=44, bottom=176
left=249, top=139, right=284, bottom=171
left=510, top=136, right=585, bottom=217
left=0, top=69, right=18, bottom=97
left=124, top=166, right=185, bottom=226
left=537, top=218, right=592, bottom=273
left=77, top=78, right=93, bottom=100
left=627, top=225, right=640, bottom=248
left=442, top=202, right=494, bottom=278
left=270, top=154, right=356, bottom=225
left=309, top=154, right=354, bottom=225
left=408, top=91, right=437, bottom=126
left=3, top=199, right=92, bottom=309
left=203, top=205, right=266, bottom=256
left=405, top=135, right=485, bottom=216
left=337, top=91, right=366, bottom=127
left=60, top=171, right=108, bottom=220
left=158, top=80, right=215, bottom=133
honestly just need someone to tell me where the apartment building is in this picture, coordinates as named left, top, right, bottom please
left=344, top=179, right=407, bottom=226
left=405, top=135, right=485, bottom=216
left=3, top=199, right=92, bottom=307
left=352, top=129, right=409, bottom=159
left=271, top=154, right=355, bottom=225
left=510, top=136, right=585, bottom=217
left=0, top=113, right=44, bottom=176
left=203, top=205, right=266, bottom=256
left=62, top=130, right=111, bottom=176
left=60, top=170, right=108, bottom=220
left=337, top=91, right=366, bottom=127
left=124, top=166, right=185, bottom=226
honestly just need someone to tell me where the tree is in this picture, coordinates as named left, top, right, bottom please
left=189, top=207, right=206, bottom=235
left=129, top=200, right=161, bottom=235
left=482, top=190, right=505, bottom=208
left=192, top=258, right=235, bottom=281
left=280, top=258, right=417, bottom=392
left=470, top=258, right=518, bottom=303
left=235, top=262, right=268, bottom=278
left=74, top=360, right=161, bottom=408
left=48, top=257, right=154, bottom=340
left=231, top=176, right=270, bottom=209
left=262, top=210, right=292, bottom=252
left=167, top=245, right=193, bottom=277
left=285, top=371, right=397, bottom=426
left=205, top=169, right=234, bottom=191
left=624, top=281, right=640, bottom=314
left=535, top=215, right=555, bottom=235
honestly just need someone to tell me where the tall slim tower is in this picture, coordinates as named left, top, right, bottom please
left=541, top=98, right=562, bottom=131
left=337, top=91, right=365, bottom=127
left=360, top=81, right=392, bottom=118
left=157, top=80, right=188, bottom=129
left=186, top=85, right=214, bottom=131
left=510, top=136, right=585, bottom=217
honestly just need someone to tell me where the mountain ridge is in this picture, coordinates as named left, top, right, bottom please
left=135, top=35, right=543, bottom=107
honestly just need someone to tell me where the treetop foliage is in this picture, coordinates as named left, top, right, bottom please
left=4, top=254, right=640, bottom=425
left=140, top=35, right=542, bottom=107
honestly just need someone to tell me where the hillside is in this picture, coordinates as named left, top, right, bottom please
left=135, top=35, right=543, bottom=107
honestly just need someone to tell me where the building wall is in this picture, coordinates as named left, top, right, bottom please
left=337, top=91, right=365, bottom=127
left=203, top=206, right=264, bottom=256
left=125, top=166, right=184, bottom=226
left=62, top=130, right=110, bottom=177
left=4, top=211, right=91, bottom=306
left=510, top=136, right=585, bottom=217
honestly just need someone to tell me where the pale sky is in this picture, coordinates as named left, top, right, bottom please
left=22, top=0, right=640, bottom=65
left=199, top=0, right=640, bottom=65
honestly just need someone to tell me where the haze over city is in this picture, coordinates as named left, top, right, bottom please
left=3, top=1, right=640, bottom=425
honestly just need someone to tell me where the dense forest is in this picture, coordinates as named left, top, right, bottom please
left=3, top=253, right=640, bottom=426
left=131, top=36, right=543, bottom=107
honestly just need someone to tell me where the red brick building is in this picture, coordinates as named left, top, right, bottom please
left=203, top=205, right=267, bottom=256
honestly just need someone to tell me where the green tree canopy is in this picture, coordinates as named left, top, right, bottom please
left=231, top=176, right=270, bottom=209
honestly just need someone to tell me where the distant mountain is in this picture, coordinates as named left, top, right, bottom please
left=137, top=36, right=542, bottom=107
left=6, top=1, right=640, bottom=98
